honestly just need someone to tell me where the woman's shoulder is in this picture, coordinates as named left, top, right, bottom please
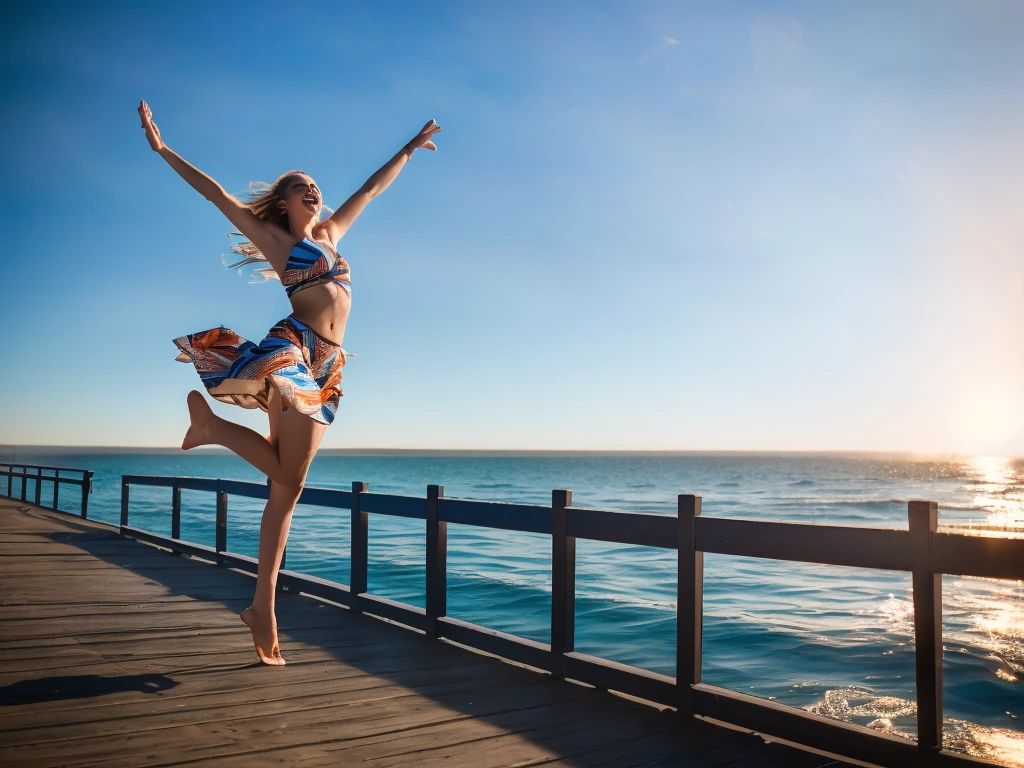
left=309, top=225, right=340, bottom=257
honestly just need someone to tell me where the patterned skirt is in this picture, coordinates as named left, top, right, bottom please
left=172, top=315, right=346, bottom=425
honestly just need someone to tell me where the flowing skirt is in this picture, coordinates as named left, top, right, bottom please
left=172, top=315, right=346, bottom=425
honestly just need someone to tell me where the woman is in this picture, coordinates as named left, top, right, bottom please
left=138, top=100, right=441, bottom=665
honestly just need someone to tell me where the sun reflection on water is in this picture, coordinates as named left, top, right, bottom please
left=966, top=456, right=1024, bottom=535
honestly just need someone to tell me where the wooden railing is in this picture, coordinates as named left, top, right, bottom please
left=0, top=463, right=93, bottom=517
left=110, top=475, right=1022, bottom=767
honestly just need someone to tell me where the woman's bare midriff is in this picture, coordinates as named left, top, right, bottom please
left=288, top=281, right=351, bottom=345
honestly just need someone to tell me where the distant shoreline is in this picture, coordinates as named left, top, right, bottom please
left=0, top=445, right=987, bottom=460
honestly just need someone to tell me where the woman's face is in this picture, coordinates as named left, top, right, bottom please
left=281, top=174, right=322, bottom=222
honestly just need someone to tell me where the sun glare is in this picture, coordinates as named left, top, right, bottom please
left=970, top=456, right=1024, bottom=534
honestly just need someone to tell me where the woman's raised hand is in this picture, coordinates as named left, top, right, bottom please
left=407, top=119, right=443, bottom=153
left=138, top=100, right=164, bottom=152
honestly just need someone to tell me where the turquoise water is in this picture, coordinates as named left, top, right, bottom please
left=6, top=450, right=1023, bottom=764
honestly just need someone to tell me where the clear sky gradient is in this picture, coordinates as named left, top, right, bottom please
left=1, top=1, right=1022, bottom=453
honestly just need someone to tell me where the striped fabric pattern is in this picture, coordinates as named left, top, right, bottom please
left=173, top=315, right=346, bottom=425
left=282, top=238, right=351, bottom=298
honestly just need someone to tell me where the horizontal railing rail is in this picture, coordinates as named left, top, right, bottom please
left=96, top=474, right=1024, bottom=767
left=0, top=463, right=93, bottom=517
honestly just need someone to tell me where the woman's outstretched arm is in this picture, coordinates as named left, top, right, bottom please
left=138, top=100, right=286, bottom=263
left=319, top=119, right=442, bottom=245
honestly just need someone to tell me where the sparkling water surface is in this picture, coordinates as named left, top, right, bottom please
left=9, top=450, right=1023, bottom=765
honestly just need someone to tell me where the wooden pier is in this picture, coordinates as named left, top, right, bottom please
left=0, top=499, right=847, bottom=767
left=3, top=461, right=1022, bottom=767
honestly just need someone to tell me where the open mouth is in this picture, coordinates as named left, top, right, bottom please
left=302, top=195, right=319, bottom=210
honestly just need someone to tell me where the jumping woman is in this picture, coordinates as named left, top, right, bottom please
left=138, top=100, right=441, bottom=665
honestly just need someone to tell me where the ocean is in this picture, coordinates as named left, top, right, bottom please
left=6, top=449, right=1023, bottom=765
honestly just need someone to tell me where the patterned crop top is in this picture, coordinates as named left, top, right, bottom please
left=281, top=237, right=352, bottom=298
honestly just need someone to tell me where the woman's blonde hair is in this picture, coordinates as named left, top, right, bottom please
left=223, top=170, right=333, bottom=282
left=248, top=169, right=312, bottom=232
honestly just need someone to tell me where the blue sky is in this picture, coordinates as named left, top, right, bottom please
left=1, top=0, right=1022, bottom=452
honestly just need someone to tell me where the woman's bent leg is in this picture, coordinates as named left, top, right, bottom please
left=240, top=400, right=327, bottom=665
left=182, top=390, right=300, bottom=487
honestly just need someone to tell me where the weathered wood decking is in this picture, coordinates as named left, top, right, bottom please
left=0, top=501, right=852, bottom=768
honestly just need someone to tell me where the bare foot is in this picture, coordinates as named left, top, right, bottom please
left=240, top=606, right=285, bottom=665
left=181, top=390, right=216, bottom=450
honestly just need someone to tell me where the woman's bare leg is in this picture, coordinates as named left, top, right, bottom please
left=182, top=390, right=298, bottom=486
left=240, top=393, right=326, bottom=665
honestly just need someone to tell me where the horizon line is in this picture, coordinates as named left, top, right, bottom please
left=0, top=444, right=1010, bottom=460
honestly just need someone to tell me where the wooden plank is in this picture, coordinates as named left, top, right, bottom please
left=350, top=481, right=368, bottom=607
left=425, top=484, right=445, bottom=639
left=0, top=721, right=241, bottom=767
left=696, top=516, right=914, bottom=571
left=80, top=471, right=91, bottom=518
left=357, top=593, right=426, bottom=631
left=358, top=492, right=426, bottom=519
left=215, top=487, right=228, bottom=559
left=217, top=478, right=269, bottom=500
left=121, top=525, right=219, bottom=560
left=677, top=493, right=702, bottom=712
left=297, top=485, right=351, bottom=509
left=438, top=498, right=551, bottom=534
left=933, top=531, right=1024, bottom=580
left=563, top=651, right=676, bottom=708
left=220, top=550, right=258, bottom=574
left=3, top=473, right=86, bottom=487
left=0, top=463, right=90, bottom=474
left=278, top=567, right=353, bottom=608
left=567, top=507, right=677, bottom=549
left=122, top=475, right=218, bottom=492
left=550, top=488, right=574, bottom=676
left=170, top=485, right=181, bottom=541
left=0, top=555, right=183, bottom=573
left=324, top=704, right=678, bottom=768
left=910, top=500, right=942, bottom=753
left=119, top=480, right=129, bottom=527
left=438, top=616, right=550, bottom=671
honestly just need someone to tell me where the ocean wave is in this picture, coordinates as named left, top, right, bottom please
left=807, top=687, right=1024, bottom=765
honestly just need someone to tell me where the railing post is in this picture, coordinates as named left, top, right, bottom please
left=120, top=479, right=130, bottom=529
left=171, top=485, right=182, bottom=552
left=678, top=494, right=703, bottom=712
left=215, top=482, right=228, bottom=564
left=909, top=500, right=942, bottom=753
left=550, top=488, right=574, bottom=677
left=34, top=468, right=41, bottom=506
left=6, top=465, right=11, bottom=498
left=351, top=481, right=369, bottom=611
left=81, top=472, right=91, bottom=519
left=52, top=469, right=59, bottom=511
left=21, top=467, right=27, bottom=502
left=425, top=484, right=447, bottom=639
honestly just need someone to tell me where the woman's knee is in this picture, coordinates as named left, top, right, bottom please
left=275, top=457, right=312, bottom=492
left=270, top=475, right=305, bottom=498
